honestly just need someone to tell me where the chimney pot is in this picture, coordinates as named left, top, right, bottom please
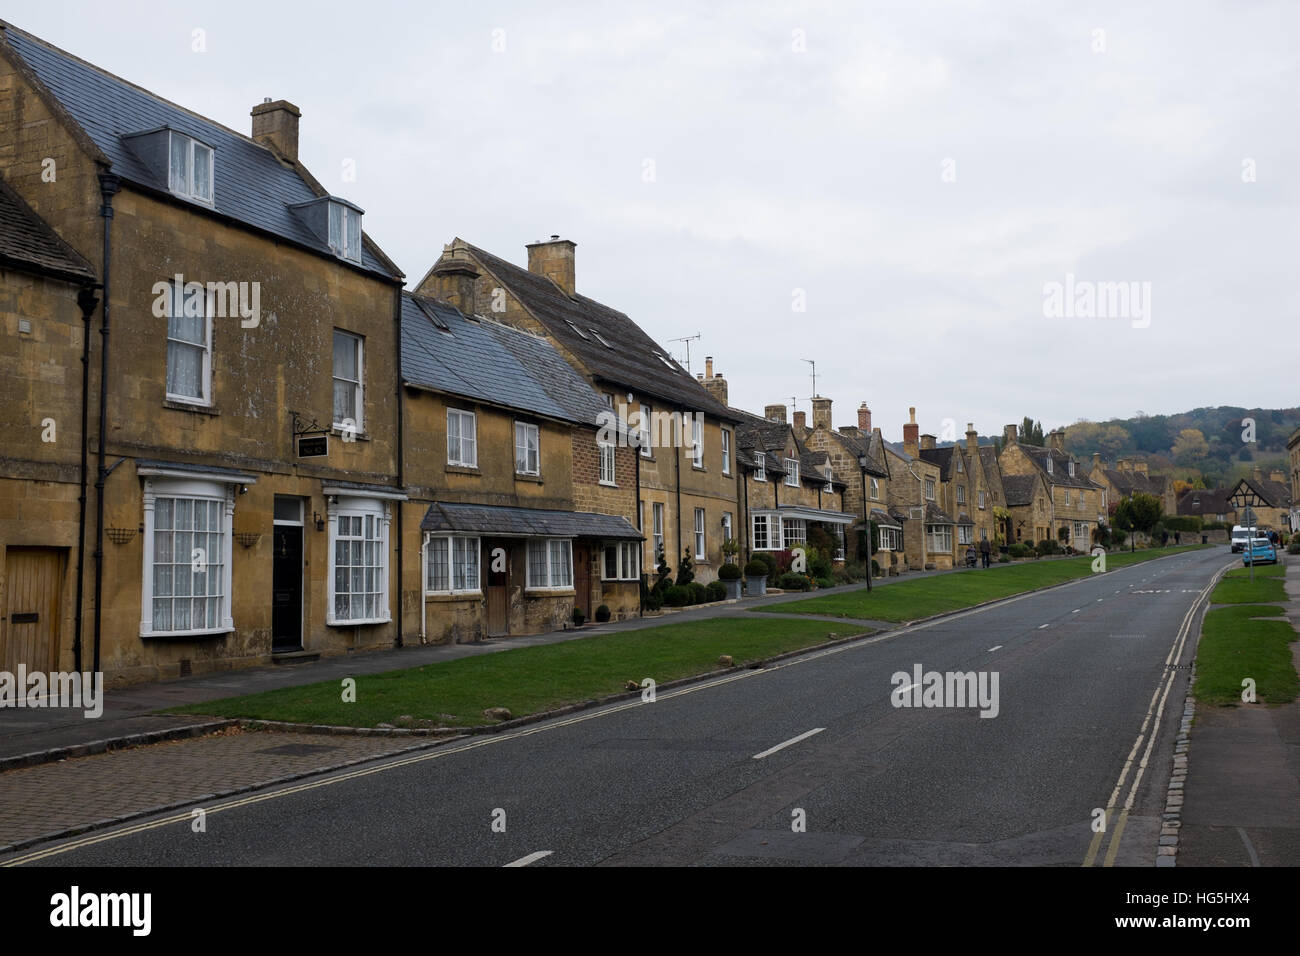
left=705, top=356, right=713, bottom=379
left=857, top=403, right=871, bottom=432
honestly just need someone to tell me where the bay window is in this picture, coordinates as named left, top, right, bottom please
left=926, top=524, right=953, bottom=553
left=140, top=478, right=234, bottom=636
left=878, top=526, right=901, bottom=551
left=328, top=496, right=390, bottom=624
left=527, top=538, right=573, bottom=590
left=783, top=517, right=806, bottom=549
left=425, top=535, right=480, bottom=594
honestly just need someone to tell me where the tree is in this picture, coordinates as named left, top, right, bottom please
left=1020, top=416, right=1045, bottom=446
left=1172, top=428, right=1209, bottom=468
left=1114, top=492, right=1163, bottom=536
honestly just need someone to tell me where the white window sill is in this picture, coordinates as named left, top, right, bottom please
left=599, top=480, right=618, bottom=487
left=524, top=587, right=575, bottom=596
left=165, top=395, right=214, bottom=410
left=140, top=626, right=234, bottom=639
left=326, top=615, right=391, bottom=627
left=425, top=591, right=483, bottom=600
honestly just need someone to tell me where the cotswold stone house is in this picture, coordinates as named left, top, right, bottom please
left=1, top=23, right=409, bottom=683
left=880, top=409, right=949, bottom=571
left=1225, top=468, right=1292, bottom=532
left=417, top=238, right=742, bottom=583
left=999, top=425, right=1104, bottom=549
left=1289, top=427, right=1300, bottom=531
left=801, top=398, right=892, bottom=563
left=1088, top=455, right=1171, bottom=516
left=399, top=292, right=640, bottom=643
left=731, top=403, right=850, bottom=565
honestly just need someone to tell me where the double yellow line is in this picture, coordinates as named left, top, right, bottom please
left=1081, top=562, right=1228, bottom=867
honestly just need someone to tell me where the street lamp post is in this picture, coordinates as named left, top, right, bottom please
left=1228, top=485, right=1262, bottom=584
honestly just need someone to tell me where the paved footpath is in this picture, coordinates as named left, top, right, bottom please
left=1177, top=556, right=1300, bottom=866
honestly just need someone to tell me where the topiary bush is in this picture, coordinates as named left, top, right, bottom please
left=744, top=559, right=769, bottom=578
left=663, top=585, right=691, bottom=607
left=688, top=582, right=708, bottom=605
left=705, top=581, right=726, bottom=602
left=644, top=591, right=663, bottom=611
left=718, top=562, right=742, bottom=581
left=778, top=572, right=813, bottom=591
left=808, top=550, right=833, bottom=580
left=751, top=551, right=778, bottom=577
left=1037, top=538, right=1061, bottom=556
left=571, top=606, right=585, bottom=626
left=595, top=604, right=611, bottom=622
left=1008, top=543, right=1031, bottom=559
left=677, top=551, right=695, bottom=586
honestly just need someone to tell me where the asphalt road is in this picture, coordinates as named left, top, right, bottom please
left=6, top=548, right=1232, bottom=867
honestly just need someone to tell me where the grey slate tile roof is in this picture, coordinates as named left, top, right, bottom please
left=1177, top=488, right=1233, bottom=517
left=421, top=502, right=641, bottom=540
left=2, top=24, right=400, bottom=280
left=1017, top=444, right=1100, bottom=490
left=870, top=508, right=902, bottom=529
left=444, top=241, right=734, bottom=420
left=833, top=427, right=889, bottom=477
left=1002, top=474, right=1040, bottom=507
left=1101, top=468, right=1168, bottom=498
left=0, top=174, right=95, bottom=283
left=924, top=503, right=955, bottom=524
left=401, top=293, right=608, bottom=427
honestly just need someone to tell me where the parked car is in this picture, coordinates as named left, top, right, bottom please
left=1242, top=537, right=1277, bottom=566
left=1230, top=526, right=1252, bottom=552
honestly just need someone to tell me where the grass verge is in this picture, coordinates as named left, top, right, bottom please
left=1193, top=604, right=1299, bottom=706
left=759, top=545, right=1211, bottom=623
left=169, top=617, right=860, bottom=729
left=1210, top=574, right=1288, bottom=605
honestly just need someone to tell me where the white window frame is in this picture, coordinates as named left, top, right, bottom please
left=599, top=442, right=617, bottom=486
left=328, top=201, right=362, bottom=262
left=424, top=535, right=481, bottom=595
left=755, top=457, right=767, bottom=482
left=332, top=329, right=364, bottom=432
left=957, top=485, right=966, bottom=505
left=515, top=421, right=540, bottom=476
left=1065, top=489, right=1071, bottom=505
left=692, top=417, right=704, bottom=468
left=652, top=502, right=665, bottom=563
left=785, top=458, right=800, bottom=487
left=168, top=132, right=214, bottom=204
left=164, top=279, right=213, bottom=406
left=782, top=517, right=807, bottom=549
left=925, top=478, right=935, bottom=501
left=327, top=496, right=392, bottom=625
left=139, top=477, right=235, bottom=637
left=447, top=409, right=477, bottom=467
left=878, top=526, right=901, bottom=551
left=752, top=513, right=771, bottom=550
left=639, top=403, right=652, bottom=457
left=694, top=507, right=706, bottom=560
left=959, top=525, right=973, bottom=545
left=1046, top=457, right=1054, bottom=475
left=957, top=457, right=963, bottom=473
left=869, top=477, right=880, bottom=500
left=1069, top=460, right=1076, bottom=477
left=722, top=511, right=733, bottom=545
left=978, top=489, right=986, bottom=510
left=926, top=524, right=953, bottom=553
left=602, top=541, right=640, bottom=581
left=721, top=429, right=731, bottom=475
left=526, top=537, right=573, bottom=591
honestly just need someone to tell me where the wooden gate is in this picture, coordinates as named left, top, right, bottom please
left=2, top=548, right=65, bottom=673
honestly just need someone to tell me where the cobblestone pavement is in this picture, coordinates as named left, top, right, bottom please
left=0, top=727, right=429, bottom=851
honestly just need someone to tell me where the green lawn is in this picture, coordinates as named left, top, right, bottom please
left=1193, top=604, right=1299, bottom=706
left=758, top=546, right=1210, bottom=623
left=1210, top=575, right=1289, bottom=606
left=169, top=617, right=859, bottom=729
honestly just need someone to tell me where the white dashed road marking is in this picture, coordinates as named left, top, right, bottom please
left=505, top=851, right=553, bottom=867
left=753, top=727, right=825, bottom=759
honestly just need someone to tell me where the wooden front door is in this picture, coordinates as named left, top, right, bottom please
left=2, top=547, right=65, bottom=673
left=573, top=542, right=592, bottom=619
left=485, top=539, right=509, bottom=637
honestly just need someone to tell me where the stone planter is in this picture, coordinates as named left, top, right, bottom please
left=723, top=578, right=742, bottom=600
left=745, top=574, right=767, bottom=597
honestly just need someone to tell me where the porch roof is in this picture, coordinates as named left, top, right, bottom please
left=420, top=502, right=642, bottom=540
left=752, top=504, right=855, bottom=526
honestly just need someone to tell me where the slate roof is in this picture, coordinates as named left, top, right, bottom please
left=1177, top=488, right=1233, bottom=517
left=1, top=23, right=400, bottom=280
left=918, top=446, right=957, bottom=479
left=401, top=293, right=607, bottom=427
left=0, top=174, right=95, bottom=283
left=1233, top=477, right=1292, bottom=509
left=870, top=508, right=902, bottom=529
left=1002, top=474, right=1041, bottom=507
left=924, top=503, right=955, bottom=525
left=1016, top=444, right=1100, bottom=490
left=1101, top=468, right=1168, bottom=498
left=421, top=502, right=641, bottom=540
left=433, top=241, right=733, bottom=419
left=978, top=447, right=1003, bottom=489
left=833, top=426, right=889, bottom=477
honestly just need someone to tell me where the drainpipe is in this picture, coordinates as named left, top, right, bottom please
left=73, top=284, right=101, bottom=672
left=674, top=424, right=682, bottom=573
left=908, top=462, right=927, bottom=571
left=392, top=281, right=404, bottom=648
left=91, top=171, right=120, bottom=676
left=742, top=467, right=750, bottom=562
left=635, top=443, right=642, bottom=616
left=860, top=467, right=872, bottom=591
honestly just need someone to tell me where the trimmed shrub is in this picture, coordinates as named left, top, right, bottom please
left=1008, top=543, right=1031, bottom=559
left=717, top=562, right=742, bottom=581
left=778, top=572, right=813, bottom=591
left=997, top=554, right=1010, bottom=563
left=808, top=550, right=834, bottom=580
left=814, top=576, right=834, bottom=590
left=1288, top=537, right=1300, bottom=555
left=750, top=551, right=778, bottom=577
left=663, top=585, right=691, bottom=607
left=744, top=559, right=770, bottom=578
left=571, top=606, right=585, bottom=626
left=1163, top=515, right=1202, bottom=532
left=677, top=551, right=695, bottom=586
left=595, top=604, right=611, bottom=623
left=1037, top=538, right=1062, bottom=556
left=688, top=582, right=708, bottom=605
left=705, top=581, right=726, bottom=602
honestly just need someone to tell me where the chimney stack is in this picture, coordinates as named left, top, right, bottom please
left=764, top=404, right=787, bottom=423
left=1092, top=452, right=1101, bottom=469
left=858, top=403, right=872, bottom=431
left=1134, top=459, right=1148, bottom=475
left=920, top=434, right=937, bottom=451
left=1253, top=465, right=1262, bottom=483
left=704, top=356, right=713, bottom=379
left=1270, top=468, right=1285, bottom=483
left=423, top=244, right=481, bottom=314
left=966, top=422, right=978, bottom=456
left=903, top=407, right=919, bottom=458
left=792, top=411, right=807, bottom=434
left=1003, top=423, right=1018, bottom=446
left=1048, top=428, right=1065, bottom=452
left=812, top=396, right=832, bottom=432
left=251, top=99, right=301, bottom=161
left=699, top=361, right=728, bottom=407
left=525, top=236, right=576, bottom=296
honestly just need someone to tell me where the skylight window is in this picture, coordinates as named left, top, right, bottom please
left=591, top=330, right=614, bottom=349
left=566, top=321, right=590, bottom=340
left=168, top=132, right=214, bottom=204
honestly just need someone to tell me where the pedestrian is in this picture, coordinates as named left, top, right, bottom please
left=1174, top=531, right=1180, bottom=545
left=979, top=536, right=991, bottom=569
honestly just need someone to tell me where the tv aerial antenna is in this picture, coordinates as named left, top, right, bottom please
left=670, top=333, right=701, bottom=373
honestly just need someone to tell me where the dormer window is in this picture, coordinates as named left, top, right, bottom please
left=1068, top=460, right=1076, bottom=477
left=755, top=457, right=767, bottom=482
left=169, top=133, right=214, bottom=203
left=290, top=197, right=363, bottom=263
left=328, top=201, right=362, bottom=261
left=785, top=458, right=800, bottom=487
left=1046, top=457, right=1053, bottom=475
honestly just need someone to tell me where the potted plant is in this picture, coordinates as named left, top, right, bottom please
left=718, top=561, right=743, bottom=600
left=743, top=559, right=769, bottom=597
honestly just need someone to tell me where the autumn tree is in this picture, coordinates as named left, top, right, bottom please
left=1172, top=428, right=1209, bottom=467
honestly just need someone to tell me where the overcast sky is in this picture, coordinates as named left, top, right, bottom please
left=14, top=1, right=1298, bottom=441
